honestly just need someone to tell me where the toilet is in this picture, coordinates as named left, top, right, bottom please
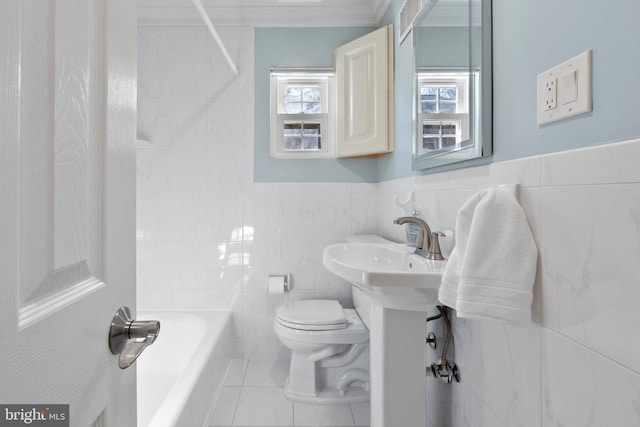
left=273, top=286, right=371, bottom=404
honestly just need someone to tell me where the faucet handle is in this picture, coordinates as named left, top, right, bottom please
left=427, top=231, right=445, bottom=261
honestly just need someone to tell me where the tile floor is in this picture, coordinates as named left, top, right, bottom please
left=210, top=359, right=371, bottom=427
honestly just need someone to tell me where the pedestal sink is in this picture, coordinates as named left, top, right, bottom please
left=323, top=242, right=445, bottom=311
left=323, top=242, right=446, bottom=427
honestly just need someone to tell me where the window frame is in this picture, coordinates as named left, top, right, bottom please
left=416, top=72, right=472, bottom=158
left=270, top=71, right=335, bottom=159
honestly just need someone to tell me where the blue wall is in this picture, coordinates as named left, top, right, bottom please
left=375, top=0, right=414, bottom=181
left=254, top=0, right=640, bottom=183
left=491, top=0, right=640, bottom=162
left=414, top=27, right=470, bottom=68
left=254, top=27, right=379, bottom=182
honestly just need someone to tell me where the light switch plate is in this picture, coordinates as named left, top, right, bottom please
left=537, top=50, right=592, bottom=125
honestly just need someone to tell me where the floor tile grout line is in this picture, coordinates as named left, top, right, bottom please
left=348, top=404, right=357, bottom=426
left=239, top=359, right=249, bottom=387
left=230, top=359, right=247, bottom=426
left=228, top=386, right=242, bottom=427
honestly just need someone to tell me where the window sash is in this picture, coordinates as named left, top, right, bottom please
left=282, top=119, right=323, bottom=152
left=417, top=113, right=470, bottom=156
left=276, top=77, right=329, bottom=115
left=270, top=72, right=335, bottom=158
left=418, top=80, right=467, bottom=114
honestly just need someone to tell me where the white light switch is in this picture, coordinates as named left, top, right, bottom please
left=561, top=70, right=578, bottom=104
left=537, top=50, right=592, bottom=125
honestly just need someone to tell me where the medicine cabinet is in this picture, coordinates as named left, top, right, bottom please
left=412, top=0, right=492, bottom=170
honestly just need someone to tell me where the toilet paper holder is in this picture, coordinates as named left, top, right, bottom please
left=268, top=274, right=290, bottom=293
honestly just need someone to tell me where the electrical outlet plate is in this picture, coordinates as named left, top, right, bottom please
left=537, top=50, right=592, bottom=125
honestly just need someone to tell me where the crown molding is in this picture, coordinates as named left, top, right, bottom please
left=138, top=4, right=387, bottom=27
left=372, top=0, right=393, bottom=23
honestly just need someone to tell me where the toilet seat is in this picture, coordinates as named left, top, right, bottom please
left=276, top=300, right=348, bottom=331
left=274, top=308, right=368, bottom=345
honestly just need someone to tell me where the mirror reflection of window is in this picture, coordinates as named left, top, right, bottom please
left=417, top=72, right=471, bottom=157
left=421, top=86, right=458, bottom=113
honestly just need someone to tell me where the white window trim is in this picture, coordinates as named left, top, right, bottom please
left=416, top=71, right=472, bottom=158
left=270, top=71, right=336, bottom=159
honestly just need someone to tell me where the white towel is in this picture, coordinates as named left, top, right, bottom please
left=438, top=187, right=538, bottom=324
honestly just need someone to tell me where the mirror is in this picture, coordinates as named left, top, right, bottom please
left=412, top=0, right=492, bottom=170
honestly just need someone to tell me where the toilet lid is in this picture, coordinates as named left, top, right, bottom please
left=276, top=300, right=347, bottom=330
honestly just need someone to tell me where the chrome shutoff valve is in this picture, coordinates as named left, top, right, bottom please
left=429, top=359, right=461, bottom=384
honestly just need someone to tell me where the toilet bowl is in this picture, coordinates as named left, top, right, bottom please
left=274, top=298, right=370, bottom=404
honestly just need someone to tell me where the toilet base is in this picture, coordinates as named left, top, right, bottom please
left=284, top=379, right=369, bottom=405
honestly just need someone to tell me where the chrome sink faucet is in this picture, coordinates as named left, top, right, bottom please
left=393, top=216, right=432, bottom=258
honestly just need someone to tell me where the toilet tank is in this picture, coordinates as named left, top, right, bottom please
left=351, top=285, right=371, bottom=329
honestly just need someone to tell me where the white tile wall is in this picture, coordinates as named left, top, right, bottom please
left=138, top=25, right=640, bottom=427
left=136, top=26, right=376, bottom=361
left=381, top=138, right=640, bottom=427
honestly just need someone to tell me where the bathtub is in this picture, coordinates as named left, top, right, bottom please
left=136, top=310, right=232, bottom=427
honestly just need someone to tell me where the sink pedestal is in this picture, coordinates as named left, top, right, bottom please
left=369, top=304, right=427, bottom=427
left=322, top=242, right=444, bottom=427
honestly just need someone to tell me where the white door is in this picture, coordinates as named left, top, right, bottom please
left=0, top=1, right=138, bottom=426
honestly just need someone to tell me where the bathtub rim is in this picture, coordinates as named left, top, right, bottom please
left=136, top=309, right=231, bottom=427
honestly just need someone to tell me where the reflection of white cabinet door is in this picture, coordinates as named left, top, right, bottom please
left=0, top=1, right=137, bottom=426
left=335, top=25, right=394, bottom=158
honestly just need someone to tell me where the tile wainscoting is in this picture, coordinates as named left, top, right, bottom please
left=376, top=138, right=640, bottom=427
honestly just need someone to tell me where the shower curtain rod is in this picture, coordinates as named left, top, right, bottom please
left=191, top=0, right=239, bottom=76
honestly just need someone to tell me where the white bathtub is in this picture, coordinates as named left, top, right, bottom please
left=136, top=310, right=232, bottom=427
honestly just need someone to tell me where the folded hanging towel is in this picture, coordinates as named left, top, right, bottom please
left=438, top=187, right=538, bottom=325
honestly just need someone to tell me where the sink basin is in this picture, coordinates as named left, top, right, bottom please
left=322, top=243, right=445, bottom=311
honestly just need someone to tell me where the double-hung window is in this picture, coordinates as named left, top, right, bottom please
left=270, top=72, right=335, bottom=158
left=417, top=72, right=470, bottom=157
